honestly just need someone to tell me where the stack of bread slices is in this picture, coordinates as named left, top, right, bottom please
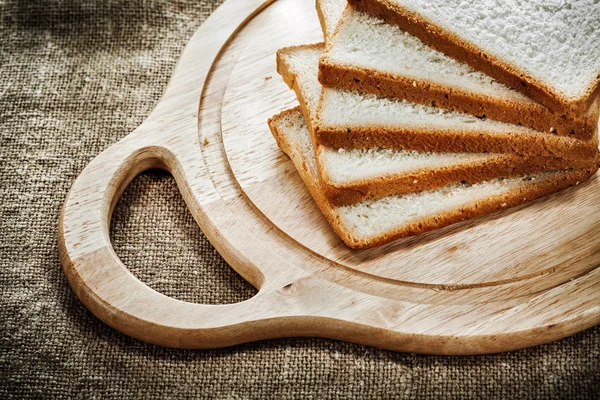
left=268, top=0, right=600, bottom=249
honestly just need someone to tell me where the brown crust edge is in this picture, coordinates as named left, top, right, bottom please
left=315, top=124, right=599, bottom=162
left=348, top=0, right=600, bottom=118
left=268, top=114, right=599, bottom=249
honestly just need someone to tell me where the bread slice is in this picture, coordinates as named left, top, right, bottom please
left=278, top=43, right=598, bottom=162
left=317, top=0, right=599, bottom=139
left=348, top=0, right=600, bottom=118
left=269, top=106, right=599, bottom=249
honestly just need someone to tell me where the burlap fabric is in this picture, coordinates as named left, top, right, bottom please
left=1, top=0, right=599, bottom=398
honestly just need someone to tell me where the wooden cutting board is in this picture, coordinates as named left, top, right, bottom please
left=58, top=0, right=600, bottom=355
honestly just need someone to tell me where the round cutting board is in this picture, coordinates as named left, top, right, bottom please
left=58, top=0, right=600, bottom=355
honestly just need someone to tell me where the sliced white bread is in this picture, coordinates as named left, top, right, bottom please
left=268, top=107, right=598, bottom=249
left=348, top=0, right=600, bottom=118
left=317, top=0, right=599, bottom=139
left=278, top=43, right=598, bottom=162
left=269, top=107, right=585, bottom=205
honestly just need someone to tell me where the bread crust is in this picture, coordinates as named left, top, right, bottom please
left=269, top=57, right=590, bottom=209
left=315, top=124, right=599, bottom=162
left=269, top=116, right=599, bottom=249
left=348, top=0, right=600, bottom=118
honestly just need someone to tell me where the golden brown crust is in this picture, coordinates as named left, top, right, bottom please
left=318, top=56, right=599, bottom=140
left=271, top=106, right=595, bottom=207
left=267, top=112, right=354, bottom=248
left=348, top=0, right=600, bottom=118
left=315, top=125, right=599, bottom=162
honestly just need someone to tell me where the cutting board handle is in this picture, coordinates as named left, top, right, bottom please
left=58, top=121, right=312, bottom=348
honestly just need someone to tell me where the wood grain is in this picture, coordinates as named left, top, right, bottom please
left=58, top=0, right=600, bottom=354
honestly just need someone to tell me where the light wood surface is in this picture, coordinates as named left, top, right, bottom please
left=58, top=0, right=600, bottom=354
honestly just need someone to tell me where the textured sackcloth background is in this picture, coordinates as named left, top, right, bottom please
left=1, top=0, right=599, bottom=398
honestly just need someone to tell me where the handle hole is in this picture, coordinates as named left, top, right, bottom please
left=110, top=169, right=257, bottom=304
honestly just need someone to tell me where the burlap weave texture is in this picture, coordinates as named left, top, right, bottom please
left=0, top=0, right=598, bottom=398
